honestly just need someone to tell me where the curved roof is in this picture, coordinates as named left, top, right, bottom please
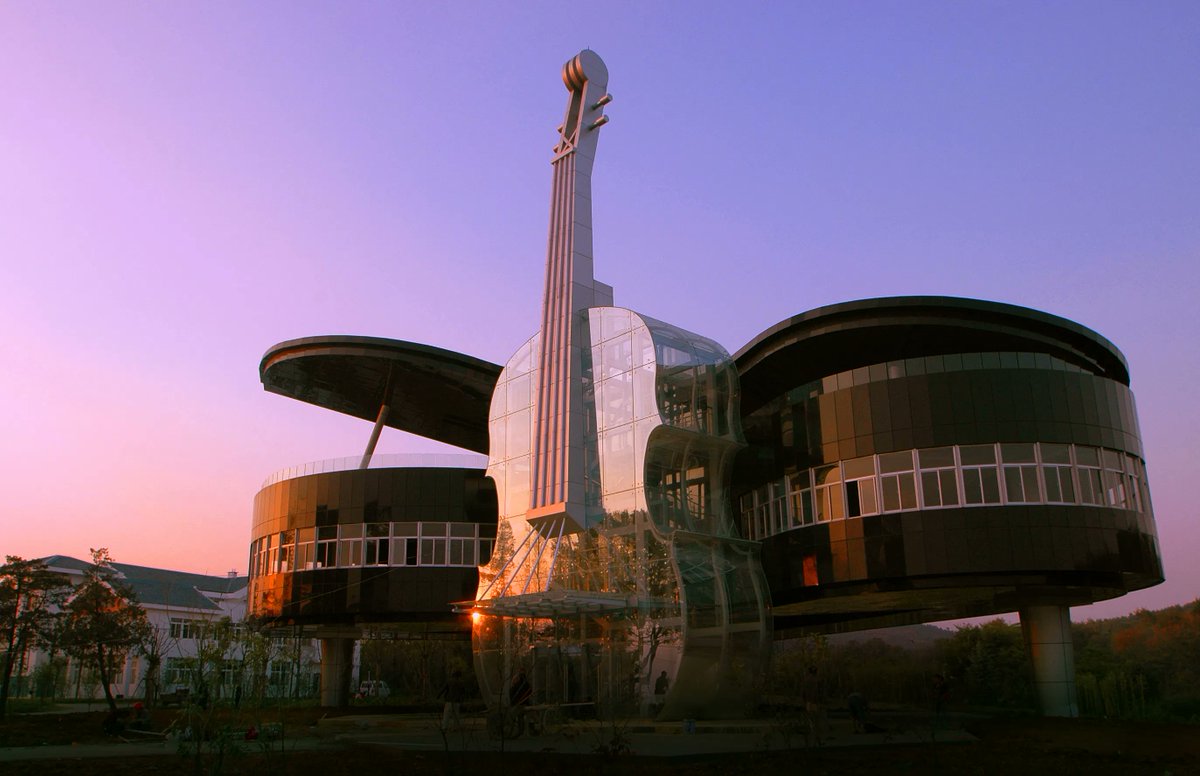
left=260, top=336, right=501, bottom=454
left=734, top=296, right=1130, bottom=416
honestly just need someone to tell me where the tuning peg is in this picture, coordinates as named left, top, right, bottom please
left=587, top=115, right=610, bottom=132
left=591, top=94, right=613, bottom=109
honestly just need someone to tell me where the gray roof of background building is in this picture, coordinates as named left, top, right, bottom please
left=41, top=555, right=248, bottom=613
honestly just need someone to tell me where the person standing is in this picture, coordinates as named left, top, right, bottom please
left=932, top=673, right=950, bottom=720
left=847, top=691, right=868, bottom=734
left=802, top=666, right=827, bottom=745
left=440, top=669, right=467, bottom=731
left=654, top=670, right=669, bottom=713
left=129, top=702, right=150, bottom=731
left=507, top=667, right=532, bottom=736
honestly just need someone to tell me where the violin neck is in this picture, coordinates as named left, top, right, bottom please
left=528, top=51, right=612, bottom=532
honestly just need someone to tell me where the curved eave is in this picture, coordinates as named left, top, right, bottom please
left=260, top=335, right=501, bottom=454
left=733, top=296, right=1130, bottom=415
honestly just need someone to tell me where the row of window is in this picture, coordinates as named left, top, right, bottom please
left=249, top=521, right=495, bottom=576
left=740, top=443, right=1150, bottom=541
left=168, top=618, right=201, bottom=640
left=163, top=657, right=317, bottom=691
left=167, top=619, right=245, bottom=641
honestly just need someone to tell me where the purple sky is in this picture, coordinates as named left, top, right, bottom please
left=2, top=3, right=1196, bottom=622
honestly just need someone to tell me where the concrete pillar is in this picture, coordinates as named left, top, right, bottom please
left=319, top=637, right=355, bottom=708
left=1020, top=605, right=1078, bottom=717
left=359, top=403, right=390, bottom=470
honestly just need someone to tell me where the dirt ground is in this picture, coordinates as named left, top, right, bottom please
left=2, top=708, right=1198, bottom=775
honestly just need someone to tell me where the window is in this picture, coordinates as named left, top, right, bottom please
left=801, top=554, right=819, bottom=586
left=684, top=460, right=709, bottom=522
left=787, top=470, right=815, bottom=527
left=338, top=524, right=363, bottom=567
left=392, top=523, right=418, bottom=566
left=364, top=523, right=390, bottom=566
left=269, top=661, right=291, bottom=690
left=221, top=660, right=240, bottom=689
left=164, top=657, right=193, bottom=687
left=449, top=537, right=476, bottom=565
left=1075, top=446, right=1104, bottom=505
left=918, top=447, right=959, bottom=508
left=266, top=533, right=280, bottom=575
left=960, top=445, right=1001, bottom=505
left=296, top=527, right=315, bottom=570
left=259, top=534, right=275, bottom=577
left=1041, top=444, right=1076, bottom=504
left=315, top=527, right=337, bottom=568
left=1124, top=454, right=1145, bottom=512
left=421, top=539, right=446, bottom=565
left=169, top=618, right=200, bottom=640
left=400, top=538, right=418, bottom=566
left=736, top=442, right=1149, bottom=529
left=738, top=493, right=756, bottom=540
left=843, top=456, right=878, bottom=518
left=1101, top=449, right=1127, bottom=508
left=879, top=451, right=917, bottom=512
left=449, top=523, right=478, bottom=566
left=278, top=530, right=294, bottom=573
left=767, top=481, right=787, bottom=534
left=1001, top=443, right=1041, bottom=503
left=420, top=523, right=448, bottom=566
left=751, top=485, right=769, bottom=539
left=813, top=465, right=844, bottom=522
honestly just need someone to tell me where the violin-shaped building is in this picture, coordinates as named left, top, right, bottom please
left=247, top=51, right=1162, bottom=718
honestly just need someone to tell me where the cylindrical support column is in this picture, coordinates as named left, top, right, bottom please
left=359, top=405, right=390, bottom=470
left=1020, top=605, right=1078, bottom=717
left=319, top=637, right=355, bottom=708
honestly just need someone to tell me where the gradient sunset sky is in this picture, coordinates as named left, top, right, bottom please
left=1, top=2, right=1196, bottom=622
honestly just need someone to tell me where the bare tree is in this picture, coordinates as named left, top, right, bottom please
left=136, top=621, right=178, bottom=708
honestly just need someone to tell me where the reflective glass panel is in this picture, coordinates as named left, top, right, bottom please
left=879, top=450, right=915, bottom=474
left=1000, top=443, right=1037, bottom=463
left=918, top=447, right=955, bottom=468
left=959, top=445, right=996, bottom=465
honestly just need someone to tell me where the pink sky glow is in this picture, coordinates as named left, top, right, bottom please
left=1, top=3, right=1196, bottom=622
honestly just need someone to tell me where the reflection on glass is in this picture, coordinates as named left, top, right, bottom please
left=814, top=465, right=844, bottom=521
left=474, top=309, right=770, bottom=720
left=738, top=441, right=1153, bottom=543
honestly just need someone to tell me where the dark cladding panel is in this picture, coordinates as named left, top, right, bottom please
left=733, top=297, right=1161, bottom=628
left=248, top=466, right=496, bottom=627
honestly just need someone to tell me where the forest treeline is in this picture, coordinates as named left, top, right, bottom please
left=770, top=599, right=1200, bottom=721
left=358, top=599, right=1200, bottom=723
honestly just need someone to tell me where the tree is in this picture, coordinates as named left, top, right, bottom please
left=60, top=548, right=151, bottom=712
left=935, top=619, right=1033, bottom=709
left=136, top=619, right=179, bottom=709
left=0, top=556, right=71, bottom=718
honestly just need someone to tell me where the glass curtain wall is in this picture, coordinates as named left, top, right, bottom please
left=473, top=308, right=770, bottom=720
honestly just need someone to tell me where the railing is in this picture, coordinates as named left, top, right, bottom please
left=261, top=452, right=489, bottom=489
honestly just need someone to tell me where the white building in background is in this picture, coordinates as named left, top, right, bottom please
left=12, top=556, right=320, bottom=702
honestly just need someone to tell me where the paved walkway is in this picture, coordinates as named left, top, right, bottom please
left=0, top=712, right=974, bottom=762
left=0, top=736, right=340, bottom=763
left=320, top=711, right=975, bottom=757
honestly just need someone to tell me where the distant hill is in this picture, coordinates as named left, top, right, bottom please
left=827, top=623, right=951, bottom=649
